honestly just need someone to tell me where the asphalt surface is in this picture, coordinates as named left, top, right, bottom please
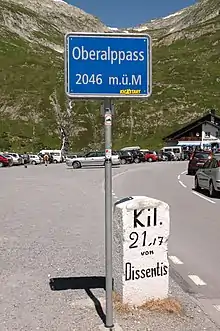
left=0, top=164, right=108, bottom=330
left=112, top=161, right=220, bottom=326
left=1, top=161, right=220, bottom=330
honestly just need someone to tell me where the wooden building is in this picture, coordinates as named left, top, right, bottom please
left=163, top=110, right=220, bottom=149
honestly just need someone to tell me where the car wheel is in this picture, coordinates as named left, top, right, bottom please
left=54, top=160, right=58, bottom=164
left=0, top=162, right=4, bottom=167
left=148, top=157, right=153, bottom=162
left=120, top=158, right=127, bottom=165
left=72, top=161, right=81, bottom=169
left=32, top=161, right=36, bottom=165
left=209, top=181, right=216, bottom=197
left=134, top=158, right=140, bottom=164
left=195, top=176, right=200, bottom=191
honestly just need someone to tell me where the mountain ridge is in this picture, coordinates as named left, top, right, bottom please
left=0, top=0, right=219, bottom=152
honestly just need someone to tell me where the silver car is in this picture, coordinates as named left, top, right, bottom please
left=8, top=153, right=23, bottom=165
left=66, top=151, right=120, bottom=169
left=195, top=153, right=220, bottom=197
left=29, top=154, right=41, bottom=165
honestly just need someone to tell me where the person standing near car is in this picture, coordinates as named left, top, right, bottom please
left=43, top=153, right=49, bottom=166
left=23, top=152, right=29, bottom=168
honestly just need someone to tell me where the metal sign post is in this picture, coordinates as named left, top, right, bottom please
left=104, top=99, right=113, bottom=328
left=64, top=31, right=152, bottom=329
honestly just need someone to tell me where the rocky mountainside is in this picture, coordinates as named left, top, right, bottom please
left=0, top=0, right=219, bottom=152
left=127, top=0, right=220, bottom=43
left=1, top=0, right=108, bottom=52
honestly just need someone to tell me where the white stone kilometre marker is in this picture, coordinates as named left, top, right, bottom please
left=113, top=196, right=170, bottom=306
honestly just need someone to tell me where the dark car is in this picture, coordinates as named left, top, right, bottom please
left=159, top=151, right=176, bottom=161
left=187, top=150, right=213, bottom=175
left=128, top=149, right=145, bottom=163
left=116, top=150, right=133, bottom=164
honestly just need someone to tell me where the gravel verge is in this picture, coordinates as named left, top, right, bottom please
left=115, top=277, right=220, bottom=331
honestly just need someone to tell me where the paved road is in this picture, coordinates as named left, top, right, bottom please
left=0, top=164, right=109, bottom=330
left=1, top=161, right=220, bottom=330
left=112, top=161, right=220, bottom=325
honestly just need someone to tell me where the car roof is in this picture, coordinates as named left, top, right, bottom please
left=194, top=151, right=211, bottom=154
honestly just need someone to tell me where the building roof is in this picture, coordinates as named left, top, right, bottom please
left=163, top=110, right=220, bottom=141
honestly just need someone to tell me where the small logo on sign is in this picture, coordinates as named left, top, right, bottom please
left=105, top=114, right=112, bottom=125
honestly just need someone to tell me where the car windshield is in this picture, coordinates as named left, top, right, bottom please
left=194, top=152, right=210, bottom=159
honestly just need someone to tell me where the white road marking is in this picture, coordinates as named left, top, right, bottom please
left=192, top=191, right=215, bottom=204
left=179, top=180, right=187, bottom=188
left=177, top=175, right=180, bottom=180
left=181, top=170, right=187, bottom=175
left=188, top=275, right=207, bottom=286
left=169, top=256, right=183, bottom=265
left=213, top=305, right=220, bottom=312
left=112, top=192, right=116, bottom=196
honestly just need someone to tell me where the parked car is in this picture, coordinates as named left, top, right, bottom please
left=39, top=150, right=64, bottom=163
left=161, top=151, right=176, bottom=161
left=66, top=151, right=120, bottom=169
left=0, top=154, right=10, bottom=167
left=144, top=151, right=158, bottom=162
left=66, top=152, right=85, bottom=159
left=7, top=153, right=23, bottom=165
left=120, top=146, right=141, bottom=151
left=195, top=153, right=220, bottom=197
left=2, top=153, right=13, bottom=166
left=128, top=149, right=145, bottom=163
left=187, top=150, right=212, bottom=175
left=116, top=150, right=133, bottom=164
left=29, top=154, right=41, bottom=165
left=161, top=146, right=182, bottom=160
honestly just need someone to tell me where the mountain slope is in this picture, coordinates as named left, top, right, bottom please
left=0, top=0, right=109, bottom=151
left=128, top=0, right=220, bottom=43
left=0, top=0, right=220, bottom=152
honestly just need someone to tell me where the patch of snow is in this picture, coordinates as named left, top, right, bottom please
left=108, top=27, right=119, bottom=31
left=53, top=0, right=66, bottom=3
left=162, top=10, right=183, bottom=20
left=135, top=26, right=149, bottom=31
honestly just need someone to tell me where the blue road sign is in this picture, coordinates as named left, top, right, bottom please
left=65, top=32, right=152, bottom=99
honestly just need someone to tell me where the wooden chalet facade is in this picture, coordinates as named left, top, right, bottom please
left=163, top=110, right=220, bottom=148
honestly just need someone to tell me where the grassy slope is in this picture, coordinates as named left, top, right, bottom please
left=0, top=2, right=219, bottom=151
left=114, top=15, right=220, bottom=149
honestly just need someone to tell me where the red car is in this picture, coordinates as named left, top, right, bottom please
left=0, top=154, right=9, bottom=167
left=187, top=150, right=212, bottom=175
left=144, top=151, right=158, bottom=162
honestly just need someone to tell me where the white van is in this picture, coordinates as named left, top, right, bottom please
left=161, top=146, right=183, bottom=160
left=120, top=146, right=141, bottom=151
left=39, top=150, right=64, bottom=163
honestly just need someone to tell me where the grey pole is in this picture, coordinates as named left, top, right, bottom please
left=104, top=99, right=114, bottom=329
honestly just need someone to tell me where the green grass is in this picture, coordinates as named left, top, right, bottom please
left=0, top=6, right=220, bottom=152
